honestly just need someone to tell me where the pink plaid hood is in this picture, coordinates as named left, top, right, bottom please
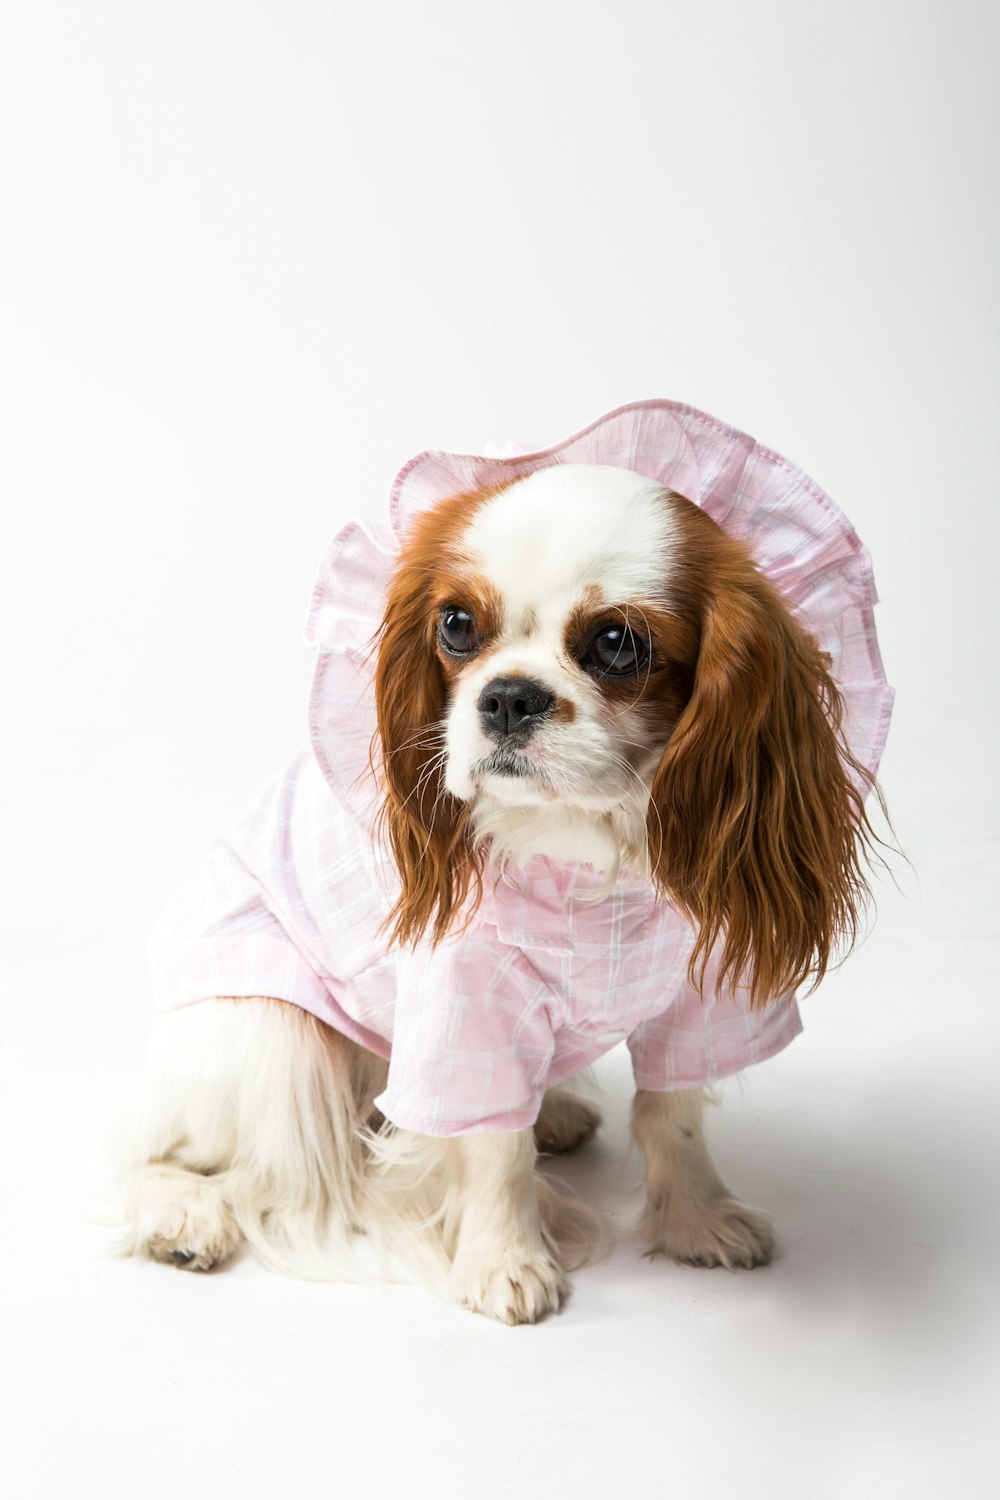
left=150, top=400, right=893, bottom=1135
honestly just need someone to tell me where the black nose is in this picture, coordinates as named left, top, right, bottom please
left=478, top=676, right=554, bottom=741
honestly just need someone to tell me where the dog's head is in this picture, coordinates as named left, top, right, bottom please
left=374, top=463, right=880, bottom=1007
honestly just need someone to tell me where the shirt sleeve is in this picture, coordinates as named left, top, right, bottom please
left=627, top=945, right=803, bottom=1092
left=374, top=926, right=557, bottom=1136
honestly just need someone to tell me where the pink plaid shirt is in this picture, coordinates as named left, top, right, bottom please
left=150, top=401, right=894, bottom=1136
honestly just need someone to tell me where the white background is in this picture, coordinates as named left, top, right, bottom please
left=2, top=2, right=998, bottom=1496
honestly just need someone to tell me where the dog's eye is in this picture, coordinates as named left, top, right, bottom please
left=438, top=607, right=478, bottom=656
left=583, top=624, right=649, bottom=677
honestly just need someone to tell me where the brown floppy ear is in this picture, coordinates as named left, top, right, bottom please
left=647, top=498, right=881, bottom=1009
left=373, top=520, right=480, bottom=947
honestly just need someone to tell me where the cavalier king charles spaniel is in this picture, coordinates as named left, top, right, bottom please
left=115, top=435, right=887, bottom=1324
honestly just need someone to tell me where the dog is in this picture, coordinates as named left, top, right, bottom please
left=115, top=401, right=893, bottom=1323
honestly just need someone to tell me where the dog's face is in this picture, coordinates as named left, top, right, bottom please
left=375, top=463, right=878, bottom=1008
left=437, top=465, right=695, bottom=819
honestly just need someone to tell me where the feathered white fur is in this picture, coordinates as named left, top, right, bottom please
left=112, top=996, right=604, bottom=1313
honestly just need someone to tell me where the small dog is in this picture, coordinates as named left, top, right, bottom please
left=116, top=401, right=892, bottom=1323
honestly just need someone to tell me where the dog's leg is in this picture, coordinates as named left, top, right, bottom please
left=631, top=1088, right=773, bottom=1269
left=449, top=1129, right=568, bottom=1324
left=533, top=1083, right=602, bottom=1154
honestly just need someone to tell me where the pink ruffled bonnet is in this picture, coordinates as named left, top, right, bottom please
left=305, top=399, right=894, bottom=817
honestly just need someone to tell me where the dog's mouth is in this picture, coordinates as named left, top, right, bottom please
left=472, top=748, right=551, bottom=785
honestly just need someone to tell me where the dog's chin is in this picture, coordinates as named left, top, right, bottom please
left=470, top=755, right=555, bottom=809
left=449, top=748, right=648, bottom=818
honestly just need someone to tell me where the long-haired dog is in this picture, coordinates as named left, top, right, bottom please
left=114, top=402, right=892, bottom=1323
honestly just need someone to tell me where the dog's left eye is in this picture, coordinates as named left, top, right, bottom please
left=438, top=607, right=478, bottom=656
left=582, top=624, right=650, bottom=677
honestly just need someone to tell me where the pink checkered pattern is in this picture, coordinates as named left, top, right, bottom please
left=150, top=401, right=893, bottom=1136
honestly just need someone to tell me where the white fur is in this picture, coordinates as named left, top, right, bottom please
left=471, top=798, right=649, bottom=885
left=631, top=1089, right=773, bottom=1269
left=113, top=997, right=603, bottom=1302
left=449, top=1129, right=568, bottom=1324
left=463, top=464, right=677, bottom=609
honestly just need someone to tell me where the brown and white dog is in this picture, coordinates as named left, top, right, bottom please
left=116, top=450, right=887, bottom=1324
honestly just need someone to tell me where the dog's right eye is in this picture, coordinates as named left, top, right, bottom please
left=582, top=623, right=650, bottom=678
left=438, top=608, right=478, bottom=656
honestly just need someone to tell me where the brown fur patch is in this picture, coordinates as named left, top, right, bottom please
left=550, top=697, right=576, bottom=724
left=563, top=594, right=697, bottom=728
left=563, top=584, right=606, bottom=655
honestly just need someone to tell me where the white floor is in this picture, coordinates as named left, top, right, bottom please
left=3, top=833, right=997, bottom=1500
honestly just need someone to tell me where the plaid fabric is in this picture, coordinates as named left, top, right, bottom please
left=150, top=401, right=893, bottom=1136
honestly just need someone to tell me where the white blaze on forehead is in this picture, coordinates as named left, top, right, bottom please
left=462, top=464, right=675, bottom=618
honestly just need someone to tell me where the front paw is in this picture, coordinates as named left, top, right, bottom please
left=641, top=1195, right=773, bottom=1270
left=450, top=1246, right=569, bottom=1325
